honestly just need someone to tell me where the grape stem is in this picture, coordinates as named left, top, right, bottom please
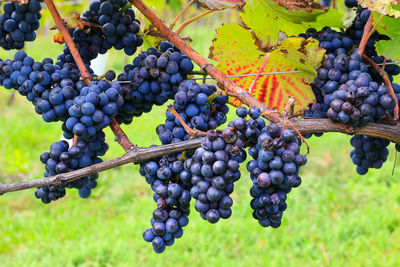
left=366, top=14, right=384, bottom=44
left=43, top=0, right=135, bottom=152
left=281, top=98, right=310, bottom=154
left=170, top=0, right=194, bottom=30
left=129, top=0, right=282, bottom=123
left=175, top=10, right=215, bottom=35
left=80, top=21, right=103, bottom=29
left=362, top=54, right=399, bottom=120
left=0, top=119, right=399, bottom=196
left=72, top=135, right=78, bottom=146
left=168, top=106, right=207, bottom=137
left=357, top=13, right=383, bottom=57
left=381, top=57, right=387, bottom=76
left=357, top=13, right=373, bottom=56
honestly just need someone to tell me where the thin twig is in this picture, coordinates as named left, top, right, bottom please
left=44, top=0, right=92, bottom=84
left=169, top=106, right=207, bottom=136
left=357, top=13, right=373, bottom=56
left=72, top=135, right=78, bottom=146
left=170, top=0, right=194, bottom=30
left=175, top=10, right=215, bottom=35
left=381, top=57, right=387, bottom=76
left=366, top=14, right=384, bottom=43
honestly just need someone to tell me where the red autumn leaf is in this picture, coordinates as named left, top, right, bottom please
left=209, top=24, right=325, bottom=113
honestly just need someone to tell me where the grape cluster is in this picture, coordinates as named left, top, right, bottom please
left=300, top=5, right=399, bottom=176
left=35, top=131, right=107, bottom=203
left=140, top=147, right=191, bottom=253
left=81, top=0, right=143, bottom=57
left=141, top=160, right=191, bottom=253
left=316, top=53, right=396, bottom=126
left=0, top=51, right=87, bottom=122
left=350, top=135, right=390, bottom=175
left=185, top=130, right=245, bottom=223
left=139, top=79, right=229, bottom=253
left=300, top=26, right=353, bottom=125
left=53, top=0, right=142, bottom=67
left=116, top=41, right=194, bottom=124
left=61, top=80, right=124, bottom=139
left=140, top=130, right=193, bottom=253
left=247, top=124, right=306, bottom=227
left=184, top=107, right=265, bottom=223
left=0, top=0, right=43, bottom=50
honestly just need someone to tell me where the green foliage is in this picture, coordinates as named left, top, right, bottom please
left=373, top=12, right=400, bottom=38
left=372, top=13, right=400, bottom=60
left=376, top=38, right=400, bottom=61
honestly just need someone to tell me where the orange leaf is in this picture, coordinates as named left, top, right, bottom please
left=53, top=31, right=65, bottom=44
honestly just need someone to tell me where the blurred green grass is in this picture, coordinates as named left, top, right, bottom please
left=0, top=9, right=400, bottom=267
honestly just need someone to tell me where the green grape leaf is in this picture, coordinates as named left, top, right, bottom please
left=195, top=0, right=245, bottom=10
left=240, top=0, right=344, bottom=49
left=373, top=12, right=400, bottom=39
left=359, top=0, right=400, bottom=18
left=209, top=24, right=325, bottom=113
left=375, top=39, right=400, bottom=61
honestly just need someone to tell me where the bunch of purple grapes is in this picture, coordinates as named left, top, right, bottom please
left=184, top=106, right=265, bottom=223
left=139, top=79, right=228, bottom=253
left=247, top=124, right=306, bottom=227
left=116, top=41, right=194, bottom=125
left=35, top=130, right=107, bottom=203
left=81, top=0, right=143, bottom=57
left=0, top=51, right=87, bottom=122
left=0, top=0, right=43, bottom=50
left=350, top=135, right=390, bottom=175
left=317, top=53, right=396, bottom=126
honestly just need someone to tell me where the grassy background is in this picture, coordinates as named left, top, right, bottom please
left=0, top=5, right=400, bottom=267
